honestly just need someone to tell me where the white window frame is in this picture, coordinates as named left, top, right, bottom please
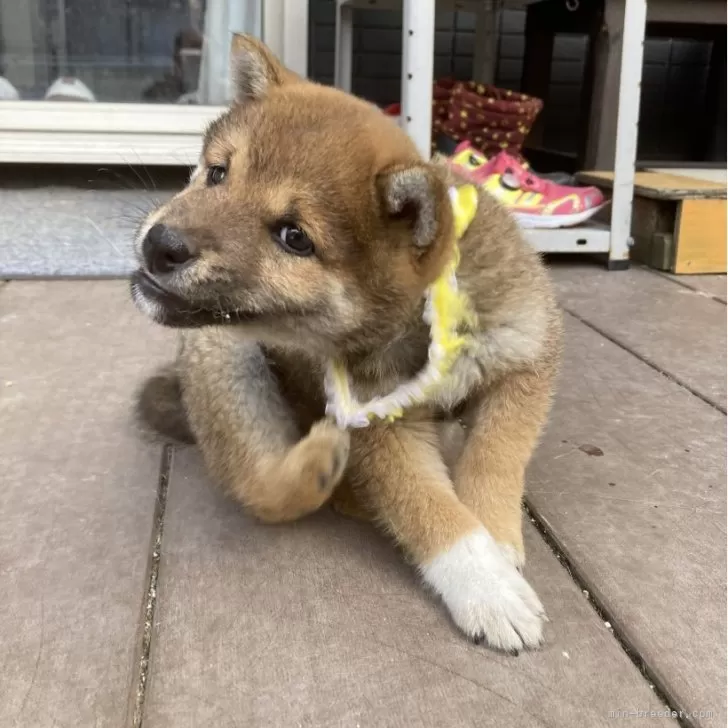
left=0, top=0, right=308, bottom=165
left=0, top=102, right=224, bottom=165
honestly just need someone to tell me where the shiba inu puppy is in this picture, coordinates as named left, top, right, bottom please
left=131, top=34, right=562, bottom=652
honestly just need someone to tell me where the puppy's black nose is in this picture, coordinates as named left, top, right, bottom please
left=142, top=224, right=196, bottom=275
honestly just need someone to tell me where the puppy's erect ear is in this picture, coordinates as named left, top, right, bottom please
left=230, top=33, right=301, bottom=102
left=378, top=164, right=454, bottom=252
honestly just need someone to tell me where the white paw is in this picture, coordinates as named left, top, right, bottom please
left=420, top=529, right=546, bottom=652
left=497, top=542, right=525, bottom=572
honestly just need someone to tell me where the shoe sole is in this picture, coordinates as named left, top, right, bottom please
left=514, top=203, right=608, bottom=229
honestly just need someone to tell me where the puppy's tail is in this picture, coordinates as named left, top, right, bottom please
left=135, top=364, right=196, bottom=444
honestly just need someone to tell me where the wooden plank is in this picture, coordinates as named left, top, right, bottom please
left=527, top=315, right=726, bottom=728
left=674, top=199, right=727, bottom=274
left=549, top=264, right=727, bottom=410
left=648, top=168, right=727, bottom=185
left=472, top=3, right=498, bottom=84
left=577, top=171, right=727, bottom=200
left=144, top=447, right=671, bottom=728
left=584, top=1, right=622, bottom=171
left=664, top=273, right=726, bottom=303
left=0, top=281, right=171, bottom=727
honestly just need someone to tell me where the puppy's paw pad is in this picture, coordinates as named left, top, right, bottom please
left=421, top=529, right=546, bottom=652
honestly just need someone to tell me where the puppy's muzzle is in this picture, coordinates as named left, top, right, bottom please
left=142, top=224, right=198, bottom=276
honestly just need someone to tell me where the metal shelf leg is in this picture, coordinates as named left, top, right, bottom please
left=608, top=0, right=647, bottom=269
left=400, top=0, right=435, bottom=159
left=334, top=2, right=354, bottom=93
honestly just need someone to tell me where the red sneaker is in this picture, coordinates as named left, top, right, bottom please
left=448, top=142, right=606, bottom=229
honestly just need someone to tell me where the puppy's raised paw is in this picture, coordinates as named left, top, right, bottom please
left=295, top=420, right=350, bottom=496
left=420, top=528, right=546, bottom=652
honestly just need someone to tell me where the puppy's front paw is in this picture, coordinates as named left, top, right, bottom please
left=420, top=528, right=546, bottom=652
left=296, top=420, right=350, bottom=496
left=255, top=422, right=350, bottom=523
left=497, top=542, right=525, bottom=572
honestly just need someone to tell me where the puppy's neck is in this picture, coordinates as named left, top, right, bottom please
left=343, top=310, right=431, bottom=390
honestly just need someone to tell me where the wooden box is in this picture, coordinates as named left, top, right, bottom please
left=577, top=170, right=727, bottom=274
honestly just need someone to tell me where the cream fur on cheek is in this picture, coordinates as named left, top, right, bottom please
left=324, top=184, right=479, bottom=429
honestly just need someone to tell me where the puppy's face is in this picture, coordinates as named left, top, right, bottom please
left=131, top=35, right=454, bottom=354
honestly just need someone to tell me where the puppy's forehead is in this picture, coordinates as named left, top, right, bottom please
left=207, top=85, right=419, bottom=181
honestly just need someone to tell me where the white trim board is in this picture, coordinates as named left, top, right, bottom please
left=0, top=102, right=225, bottom=165
left=525, top=224, right=611, bottom=254
left=0, top=131, right=205, bottom=165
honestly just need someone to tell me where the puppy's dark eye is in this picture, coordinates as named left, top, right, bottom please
left=207, top=165, right=227, bottom=186
left=272, top=222, right=314, bottom=257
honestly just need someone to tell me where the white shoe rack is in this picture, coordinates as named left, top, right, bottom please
left=334, top=0, right=649, bottom=267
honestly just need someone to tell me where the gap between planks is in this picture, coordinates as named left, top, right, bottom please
left=562, top=308, right=726, bottom=415
left=129, top=445, right=173, bottom=728
left=524, top=502, right=695, bottom=728
left=648, top=267, right=726, bottom=305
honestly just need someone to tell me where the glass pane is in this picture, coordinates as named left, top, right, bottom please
left=0, top=0, right=261, bottom=105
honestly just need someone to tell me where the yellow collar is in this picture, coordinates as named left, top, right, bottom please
left=325, top=184, right=479, bottom=429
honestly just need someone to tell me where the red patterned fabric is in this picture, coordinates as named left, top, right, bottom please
left=383, top=78, right=543, bottom=157
left=440, top=82, right=542, bottom=157
left=431, top=77, right=457, bottom=141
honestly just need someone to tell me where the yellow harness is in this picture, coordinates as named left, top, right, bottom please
left=324, top=184, right=479, bottom=429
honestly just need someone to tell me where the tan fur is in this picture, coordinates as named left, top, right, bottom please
left=131, top=35, right=562, bottom=648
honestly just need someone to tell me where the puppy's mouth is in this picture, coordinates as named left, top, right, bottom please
left=130, top=270, right=258, bottom=328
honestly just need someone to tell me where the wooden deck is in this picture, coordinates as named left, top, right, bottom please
left=1, top=266, right=725, bottom=727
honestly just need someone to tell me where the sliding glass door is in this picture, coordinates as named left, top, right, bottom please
left=0, top=0, right=297, bottom=164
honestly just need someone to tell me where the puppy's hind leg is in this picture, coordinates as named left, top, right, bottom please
left=136, top=363, right=196, bottom=444
left=179, top=330, right=349, bottom=523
